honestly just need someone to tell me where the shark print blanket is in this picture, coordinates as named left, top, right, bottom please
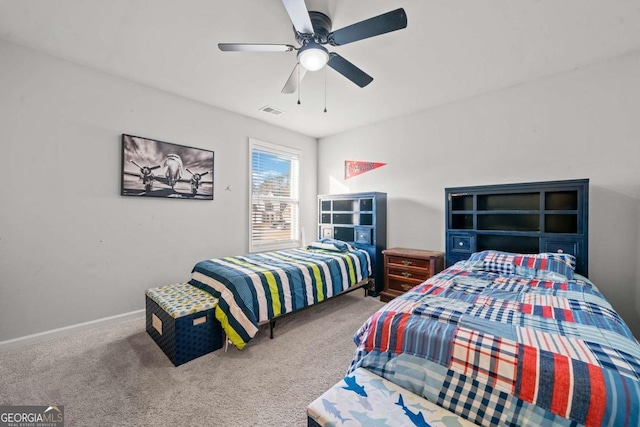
left=307, top=367, right=475, bottom=427
left=348, top=257, right=640, bottom=427
left=189, top=246, right=370, bottom=349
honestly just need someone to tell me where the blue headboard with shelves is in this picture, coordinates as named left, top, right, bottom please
left=445, top=179, right=589, bottom=276
left=317, top=192, right=387, bottom=295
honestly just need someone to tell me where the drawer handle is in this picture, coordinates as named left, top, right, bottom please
left=401, top=272, right=412, bottom=278
left=400, top=283, right=412, bottom=291
left=459, top=241, right=464, bottom=246
left=557, top=249, right=564, bottom=253
left=401, top=260, right=413, bottom=266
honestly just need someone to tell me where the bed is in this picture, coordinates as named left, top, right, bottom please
left=188, top=239, right=371, bottom=349
left=347, top=250, right=640, bottom=426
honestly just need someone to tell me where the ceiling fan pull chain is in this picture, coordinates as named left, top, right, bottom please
left=297, top=63, right=301, bottom=105
left=324, top=66, right=327, bottom=113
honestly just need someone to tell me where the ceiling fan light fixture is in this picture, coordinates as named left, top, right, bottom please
left=298, top=43, right=329, bottom=71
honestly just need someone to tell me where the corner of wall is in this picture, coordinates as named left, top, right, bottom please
left=636, top=201, right=640, bottom=339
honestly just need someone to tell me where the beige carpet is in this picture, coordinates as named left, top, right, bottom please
left=0, top=291, right=384, bottom=426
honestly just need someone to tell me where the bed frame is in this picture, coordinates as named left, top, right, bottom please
left=221, top=277, right=371, bottom=352
left=261, top=277, right=370, bottom=340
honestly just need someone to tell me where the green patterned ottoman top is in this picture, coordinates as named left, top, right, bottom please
left=146, top=283, right=218, bottom=319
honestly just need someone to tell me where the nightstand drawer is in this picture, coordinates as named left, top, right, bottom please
left=387, top=255, right=428, bottom=269
left=388, top=278, right=419, bottom=293
left=388, top=268, right=429, bottom=281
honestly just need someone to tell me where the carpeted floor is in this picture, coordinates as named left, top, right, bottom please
left=0, top=291, right=384, bottom=426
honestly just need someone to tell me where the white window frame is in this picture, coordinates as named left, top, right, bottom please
left=249, top=138, right=300, bottom=253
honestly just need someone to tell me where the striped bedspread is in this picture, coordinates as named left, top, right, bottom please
left=189, top=247, right=371, bottom=349
left=349, top=261, right=640, bottom=426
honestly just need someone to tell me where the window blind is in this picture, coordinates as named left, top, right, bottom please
left=249, top=139, right=300, bottom=252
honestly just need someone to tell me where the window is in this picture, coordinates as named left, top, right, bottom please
left=249, top=138, right=300, bottom=252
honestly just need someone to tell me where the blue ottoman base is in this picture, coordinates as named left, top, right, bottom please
left=145, top=295, right=223, bottom=366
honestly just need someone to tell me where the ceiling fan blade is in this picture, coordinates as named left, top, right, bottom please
left=329, top=8, right=407, bottom=46
left=281, top=0, right=314, bottom=34
left=327, top=53, right=373, bottom=88
left=281, top=63, right=308, bottom=94
left=218, top=43, right=295, bottom=52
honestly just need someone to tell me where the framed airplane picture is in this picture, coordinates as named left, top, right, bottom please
left=121, top=134, right=214, bottom=200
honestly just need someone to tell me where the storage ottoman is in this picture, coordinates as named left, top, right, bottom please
left=307, top=368, right=476, bottom=427
left=145, top=283, right=223, bottom=366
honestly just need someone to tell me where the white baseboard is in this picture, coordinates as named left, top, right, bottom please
left=0, top=309, right=145, bottom=352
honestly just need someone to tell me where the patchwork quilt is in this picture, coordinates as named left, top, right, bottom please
left=189, top=247, right=371, bottom=349
left=349, top=256, right=640, bottom=427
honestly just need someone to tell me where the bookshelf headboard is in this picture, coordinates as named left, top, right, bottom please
left=445, top=179, right=589, bottom=276
left=317, top=192, right=387, bottom=295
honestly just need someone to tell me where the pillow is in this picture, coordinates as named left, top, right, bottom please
left=468, top=250, right=576, bottom=280
left=468, top=250, right=517, bottom=276
left=307, top=238, right=353, bottom=252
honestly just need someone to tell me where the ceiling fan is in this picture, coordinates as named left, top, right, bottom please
left=218, top=0, right=407, bottom=94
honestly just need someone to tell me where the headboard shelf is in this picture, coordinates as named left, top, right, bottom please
left=445, top=179, right=589, bottom=276
left=318, top=192, right=387, bottom=295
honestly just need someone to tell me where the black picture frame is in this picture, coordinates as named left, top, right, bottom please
left=121, top=134, right=214, bottom=200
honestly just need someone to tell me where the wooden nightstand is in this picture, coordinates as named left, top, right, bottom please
left=380, top=248, right=445, bottom=303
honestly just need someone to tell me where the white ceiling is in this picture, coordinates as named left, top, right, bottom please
left=1, top=0, right=639, bottom=138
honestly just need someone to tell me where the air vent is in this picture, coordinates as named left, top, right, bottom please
left=259, top=105, right=284, bottom=116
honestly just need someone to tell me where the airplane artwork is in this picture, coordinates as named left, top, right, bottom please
left=121, top=134, right=214, bottom=200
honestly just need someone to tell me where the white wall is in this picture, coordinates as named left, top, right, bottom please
left=0, top=40, right=317, bottom=342
left=319, top=51, right=640, bottom=338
